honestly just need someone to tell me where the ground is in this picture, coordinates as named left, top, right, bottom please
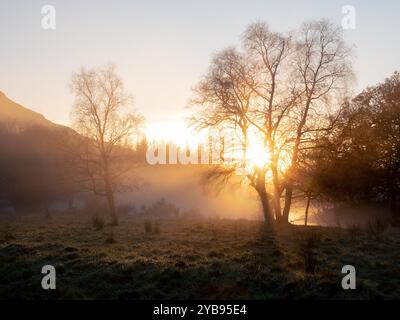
left=0, top=214, right=399, bottom=299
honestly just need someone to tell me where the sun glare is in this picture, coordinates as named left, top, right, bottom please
left=245, top=137, right=271, bottom=169
left=145, top=121, right=203, bottom=149
left=145, top=122, right=288, bottom=172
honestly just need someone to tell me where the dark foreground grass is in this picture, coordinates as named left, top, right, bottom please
left=0, top=214, right=399, bottom=299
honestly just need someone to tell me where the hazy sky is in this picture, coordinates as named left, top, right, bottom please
left=1, top=0, right=400, bottom=136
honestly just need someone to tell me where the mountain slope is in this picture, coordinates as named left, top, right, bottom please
left=0, top=91, right=77, bottom=211
left=0, top=91, right=56, bottom=128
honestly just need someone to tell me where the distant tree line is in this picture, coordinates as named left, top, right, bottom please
left=0, top=124, right=76, bottom=214
left=0, top=122, right=147, bottom=216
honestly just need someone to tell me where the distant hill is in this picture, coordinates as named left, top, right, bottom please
left=0, top=91, right=77, bottom=212
left=0, top=91, right=139, bottom=213
left=0, top=91, right=59, bottom=128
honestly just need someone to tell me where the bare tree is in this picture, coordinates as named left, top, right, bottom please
left=70, top=63, right=144, bottom=225
left=190, top=48, right=276, bottom=224
left=280, top=20, right=353, bottom=223
left=191, top=20, right=353, bottom=226
left=241, top=22, right=294, bottom=223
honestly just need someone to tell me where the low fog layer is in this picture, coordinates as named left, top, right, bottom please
left=120, top=165, right=262, bottom=220
left=117, top=165, right=390, bottom=227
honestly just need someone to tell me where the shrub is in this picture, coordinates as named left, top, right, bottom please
left=299, top=231, right=321, bottom=274
left=118, top=203, right=136, bottom=216
left=144, top=220, right=153, bottom=233
left=141, top=199, right=180, bottom=218
left=3, top=231, right=16, bottom=242
left=347, top=223, right=362, bottom=239
left=367, top=218, right=389, bottom=240
left=144, top=220, right=160, bottom=234
left=210, top=225, right=217, bottom=240
left=92, top=216, right=105, bottom=231
left=105, top=232, right=116, bottom=244
left=196, top=223, right=204, bottom=230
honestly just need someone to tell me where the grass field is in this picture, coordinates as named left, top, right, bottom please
left=0, top=214, right=399, bottom=299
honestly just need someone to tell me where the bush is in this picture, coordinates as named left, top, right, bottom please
left=153, top=222, right=160, bottom=234
left=144, top=220, right=153, bottom=233
left=141, top=199, right=181, bottom=218
left=118, top=203, right=136, bottom=216
left=3, top=231, right=16, bottom=242
left=211, top=225, right=217, bottom=240
left=367, top=218, right=389, bottom=240
left=347, top=223, right=362, bottom=239
left=299, top=231, right=321, bottom=274
left=92, top=216, right=105, bottom=231
left=105, top=232, right=116, bottom=244
left=144, top=220, right=160, bottom=234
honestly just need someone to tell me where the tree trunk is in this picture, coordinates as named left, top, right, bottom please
left=254, top=167, right=274, bottom=225
left=271, top=161, right=282, bottom=221
left=281, top=146, right=299, bottom=225
left=68, top=196, right=75, bottom=213
left=258, top=189, right=273, bottom=225
left=43, top=202, right=52, bottom=221
left=388, top=175, right=399, bottom=225
left=281, top=97, right=311, bottom=225
left=281, top=185, right=293, bottom=225
left=304, top=194, right=311, bottom=226
left=106, top=188, right=118, bottom=226
left=104, top=170, right=118, bottom=225
left=103, top=155, right=118, bottom=226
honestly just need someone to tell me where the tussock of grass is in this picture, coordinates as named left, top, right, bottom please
left=92, top=216, right=105, bottom=231
left=2, top=231, right=16, bottom=242
left=298, top=231, right=321, bottom=275
left=367, top=218, right=389, bottom=240
left=104, top=232, right=117, bottom=244
left=144, top=220, right=160, bottom=234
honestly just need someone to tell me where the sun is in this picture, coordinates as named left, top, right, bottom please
left=145, top=121, right=203, bottom=149
left=245, top=137, right=271, bottom=169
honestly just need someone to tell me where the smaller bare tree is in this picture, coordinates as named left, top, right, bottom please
left=70, top=63, right=143, bottom=225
